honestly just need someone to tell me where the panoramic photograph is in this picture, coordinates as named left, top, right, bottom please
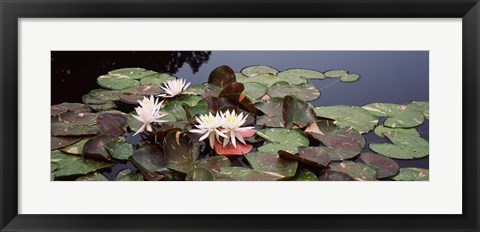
left=50, top=51, right=429, bottom=181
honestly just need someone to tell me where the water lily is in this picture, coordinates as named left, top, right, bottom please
left=158, top=78, right=191, bottom=98
left=132, top=95, right=168, bottom=136
left=189, top=112, right=227, bottom=148
left=220, top=110, right=256, bottom=148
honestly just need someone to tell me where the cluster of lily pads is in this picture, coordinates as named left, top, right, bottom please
left=51, top=65, right=429, bottom=181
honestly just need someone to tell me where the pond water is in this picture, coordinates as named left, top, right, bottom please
left=52, top=51, right=429, bottom=180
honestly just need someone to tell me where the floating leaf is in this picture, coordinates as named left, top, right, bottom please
left=329, top=161, right=377, bottom=181
left=256, top=128, right=309, bottom=154
left=314, top=105, right=378, bottom=133
left=298, top=146, right=332, bottom=166
left=255, top=97, right=283, bottom=117
left=245, top=152, right=298, bottom=178
left=311, top=127, right=365, bottom=160
left=219, top=167, right=283, bottom=181
left=97, top=74, right=140, bottom=90
left=256, top=115, right=285, bottom=128
left=374, top=125, right=420, bottom=137
left=115, top=169, right=144, bottom=181
left=186, top=83, right=207, bottom=95
left=185, top=168, right=215, bottom=181
left=291, top=168, right=318, bottom=181
left=194, top=156, right=231, bottom=174
left=130, top=145, right=166, bottom=180
left=119, top=86, right=163, bottom=104
left=324, top=69, right=348, bottom=78
left=283, top=95, right=317, bottom=129
left=267, top=82, right=320, bottom=101
left=214, top=142, right=253, bottom=156
left=51, top=103, right=91, bottom=116
left=341, top=73, right=360, bottom=82
left=51, top=150, right=113, bottom=178
left=82, top=135, right=116, bottom=161
left=208, top=65, right=236, bottom=88
left=61, top=137, right=91, bottom=155
left=75, top=172, right=108, bottom=181
left=109, top=67, right=157, bottom=79
left=97, top=113, right=127, bottom=136
left=360, top=152, right=399, bottom=178
left=243, top=82, right=268, bottom=100
left=369, top=131, right=429, bottom=159
left=82, top=89, right=121, bottom=105
left=182, top=100, right=209, bottom=120
left=318, top=170, right=355, bottom=181
left=104, top=137, right=133, bottom=160
left=362, top=103, right=425, bottom=128
left=407, top=101, right=429, bottom=119
left=392, top=168, right=429, bottom=181
left=139, top=73, right=176, bottom=86
left=162, top=95, right=203, bottom=121
left=241, top=65, right=279, bottom=77
left=163, top=131, right=195, bottom=173
left=51, top=136, right=82, bottom=150
left=51, top=112, right=100, bottom=136
left=277, top=68, right=325, bottom=80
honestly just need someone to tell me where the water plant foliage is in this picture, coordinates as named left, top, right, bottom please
left=51, top=65, right=429, bottom=181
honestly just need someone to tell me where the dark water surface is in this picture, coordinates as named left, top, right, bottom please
left=52, top=51, right=429, bottom=179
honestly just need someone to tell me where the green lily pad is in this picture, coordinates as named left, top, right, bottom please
left=119, top=86, right=163, bottom=104
left=243, top=82, right=268, bottom=100
left=245, top=152, right=298, bottom=178
left=97, top=74, right=140, bottom=90
left=256, top=128, right=309, bottom=154
left=369, top=131, right=429, bottom=159
left=88, top=102, right=117, bottom=111
left=185, top=168, right=215, bottom=181
left=51, top=150, right=114, bottom=178
left=374, top=125, right=420, bottom=137
left=82, top=135, right=116, bottom=161
left=51, top=136, right=82, bottom=150
left=392, top=168, right=429, bottom=181
left=362, top=103, right=425, bottom=128
left=329, top=161, right=377, bottom=181
left=311, top=127, right=365, bottom=161
left=291, top=168, right=318, bottom=181
left=324, top=69, right=348, bottom=78
left=109, top=67, right=157, bottom=80
left=360, top=152, right=399, bottom=178
left=130, top=144, right=166, bottom=180
left=208, top=65, right=236, bottom=88
left=162, top=95, right=203, bottom=121
left=82, top=89, right=121, bottom=104
left=139, top=73, right=176, bottom=86
left=256, top=116, right=285, bottom=128
left=407, top=101, right=429, bottom=119
left=51, top=103, right=91, bottom=116
left=219, top=167, right=283, bottom=181
left=104, top=137, right=133, bottom=160
left=51, top=112, right=100, bottom=136
left=182, top=100, right=209, bottom=120
left=115, top=169, right=144, bottom=181
left=283, top=95, right=317, bottom=129
left=318, top=171, right=355, bottom=181
left=341, top=73, right=360, bottom=82
left=241, top=65, right=279, bottom=77
left=75, top=172, right=108, bottom=181
left=255, top=98, right=284, bottom=127
left=163, top=131, right=195, bottom=173
left=96, top=113, right=127, bottom=136
left=60, top=137, right=91, bottom=155
left=314, top=105, right=378, bottom=133
left=186, top=83, right=207, bottom=95
left=267, top=82, right=320, bottom=101
left=277, top=68, right=325, bottom=80
left=194, top=156, right=231, bottom=174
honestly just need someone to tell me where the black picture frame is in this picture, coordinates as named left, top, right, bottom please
left=1, top=0, right=479, bottom=231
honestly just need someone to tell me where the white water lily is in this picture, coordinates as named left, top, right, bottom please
left=189, top=112, right=227, bottom=148
left=158, top=78, right=191, bottom=98
left=221, top=110, right=255, bottom=148
left=132, top=95, right=168, bottom=136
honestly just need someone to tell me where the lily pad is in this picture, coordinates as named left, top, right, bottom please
left=60, top=137, right=91, bottom=155
left=115, top=169, right=144, bottom=181
left=329, top=161, right=377, bottom=181
left=283, top=95, right=317, bottom=129
left=119, top=86, right=164, bottom=104
left=104, top=137, right=133, bottom=160
left=359, top=152, right=400, bottom=178
left=109, top=67, right=157, bottom=80
left=267, top=82, right=320, bottom=101
left=341, top=73, right=360, bottom=82
left=245, top=152, right=298, bottom=178
left=219, top=167, right=283, bottom=181
left=162, top=95, right=203, bottom=121
left=311, top=127, right=365, bottom=161
left=324, top=69, right=348, bottom=78
left=194, top=156, right=231, bottom=174
left=314, top=105, right=378, bottom=133
left=241, top=65, right=279, bottom=77
left=97, top=74, right=140, bottom=90
left=392, top=168, right=429, bottom=181
left=182, top=100, right=210, bottom=120
left=185, top=168, right=215, bottom=181
left=208, top=65, right=236, bottom=88
left=277, top=68, right=325, bottom=80
left=374, top=125, right=420, bottom=137
left=51, top=103, right=91, bottom=116
left=318, top=170, right=355, bottom=181
left=362, top=103, right=425, bottom=128
left=186, top=83, right=207, bottom=95
left=369, top=130, right=429, bottom=159
left=51, top=150, right=113, bottom=178
left=243, top=82, right=268, bottom=100
left=139, top=73, right=176, bottom=86
left=130, top=145, right=166, bottom=180
left=298, top=146, right=332, bottom=166
left=255, top=97, right=283, bottom=117
left=51, top=112, right=100, bottom=136
left=163, top=131, right=195, bottom=173
left=291, top=168, right=318, bottom=181
left=82, top=135, right=116, bottom=161
left=75, top=172, right=108, bottom=181
left=256, top=128, right=309, bottom=154
left=407, top=101, right=429, bottom=119
left=214, top=142, right=253, bottom=156
left=82, top=89, right=121, bottom=105
left=96, top=113, right=127, bottom=136
left=256, top=116, right=285, bottom=128
left=51, top=136, right=82, bottom=150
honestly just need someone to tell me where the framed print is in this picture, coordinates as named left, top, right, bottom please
left=1, top=0, right=479, bottom=231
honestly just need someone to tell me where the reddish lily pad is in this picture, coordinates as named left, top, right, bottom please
left=185, top=168, right=215, bottom=181
left=219, top=167, right=283, bottom=181
left=163, top=131, right=196, bottom=173
left=51, top=103, right=91, bottom=116
left=256, top=115, right=285, bottom=128
left=329, top=161, right=377, bottom=181
left=51, top=136, right=82, bottom=150
left=277, top=150, right=328, bottom=171
left=311, top=127, right=365, bottom=160
left=245, top=152, right=298, bottom=178
left=82, top=135, right=116, bottom=161
left=208, top=65, right=236, bottom=88
left=318, top=170, right=355, bottom=181
left=214, top=141, right=253, bottom=156
left=283, top=95, right=317, bottom=129
left=96, top=113, right=127, bottom=136
left=267, top=82, right=320, bottom=101
left=360, top=152, right=400, bottom=178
